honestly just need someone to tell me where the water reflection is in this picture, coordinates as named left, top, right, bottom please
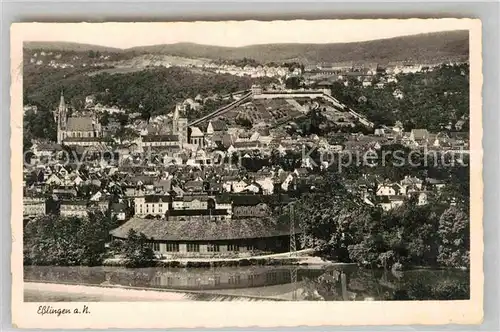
left=24, top=265, right=469, bottom=301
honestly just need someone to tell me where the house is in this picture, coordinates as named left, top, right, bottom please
left=134, top=195, right=171, bottom=217
left=400, top=176, right=423, bottom=191
left=68, top=173, right=84, bottom=186
left=32, top=142, right=63, bottom=158
left=376, top=183, right=404, bottom=196
left=183, top=98, right=201, bottom=111
left=392, top=121, right=404, bottom=133
left=293, top=168, right=309, bottom=178
left=244, top=182, right=262, bottom=194
left=455, top=119, right=467, bottom=131
left=23, top=197, right=46, bottom=218
left=142, top=134, right=180, bottom=148
left=426, top=178, right=446, bottom=191
left=393, top=89, right=404, bottom=100
left=255, top=177, right=274, bottom=195
left=387, top=76, right=398, bottom=83
left=281, top=173, right=297, bottom=192
left=379, top=196, right=405, bottom=211
left=206, top=120, right=228, bottom=136
left=85, top=95, right=96, bottom=106
left=232, top=180, right=249, bottom=193
left=412, top=192, right=429, bottom=206
left=231, top=195, right=270, bottom=218
left=60, top=200, right=88, bottom=218
left=362, top=80, right=372, bottom=87
left=409, top=129, right=429, bottom=143
left=189, top=126, right=205, bottom=149
left=184, top=181, right=204, bottom=193
left=45, top=173, right=63, bottom=186
left=90, top=191, right=103, bottom=202
left=227, top=141, right=261, bottom=153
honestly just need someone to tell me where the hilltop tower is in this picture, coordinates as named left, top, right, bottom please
left=173, top=103, right=188, bottom=146
left=54, top=90, right=68, bottom=144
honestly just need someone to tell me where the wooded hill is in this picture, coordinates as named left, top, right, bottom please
left=25, top=30, right=469, bottom=65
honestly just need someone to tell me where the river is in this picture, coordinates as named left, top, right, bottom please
left=24, top=265, right=469, bottom=301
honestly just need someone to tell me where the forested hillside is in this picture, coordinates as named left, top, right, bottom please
left=25, top=30, right=469, bottom=65
left=127, top=31, right=469, bottom=64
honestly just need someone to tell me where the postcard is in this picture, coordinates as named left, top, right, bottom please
left=11, top=19, right=483, bottom=328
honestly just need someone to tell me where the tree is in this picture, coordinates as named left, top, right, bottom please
left=235, top=117, right=252, bottom=129
left=100, top=112, right=110, bottom=126
left=122, top=229, right=155, bottom=267
left=77, top=212, right=115, bottom=266
left=285, top=76, right=303, bottom=89
left=437, top=206, right=469, bottom=268
left=294, top=174, right=365, bottom=261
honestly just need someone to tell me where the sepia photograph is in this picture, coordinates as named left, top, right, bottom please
left=11, top=19, right=483, bottom=328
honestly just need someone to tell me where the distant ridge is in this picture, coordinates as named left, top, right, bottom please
left=24, top=30, right=469, bottom=65
left=24, top=41, right=123, bottom=53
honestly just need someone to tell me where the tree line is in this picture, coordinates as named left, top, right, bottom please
left=24, top=212, right=155, bottom=267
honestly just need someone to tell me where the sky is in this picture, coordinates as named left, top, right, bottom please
left=17, top=19, right=472, bottom=49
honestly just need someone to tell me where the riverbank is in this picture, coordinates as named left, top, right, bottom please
left=102, top=249, right=343, bottom=268
left=24, top=282, right=281, bottom=302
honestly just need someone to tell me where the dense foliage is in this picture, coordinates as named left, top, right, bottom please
left=328, top=64, right=469, bottom=131
left=121, top=229, right=155, bottom=267
left=295, top=169, right=470, bottom=270
left=23, top=66, right=276, bottom=119
left=23, top=212, right=118, bottom=266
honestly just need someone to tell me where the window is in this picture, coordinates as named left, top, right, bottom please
left=248, top=274, right=255, bottom=285
left=152, top=242, right=160, bottom=251
left=187, top=243, right=200, bottom=252
left=166, top=243, right=179, bottom=252
left=207, top=244, right=220, bottom=252
left=153, top=276, right=161, bottom=285
left=228, top=275, right=241, bottom=285
left=228, top=244, right=239, bottom=252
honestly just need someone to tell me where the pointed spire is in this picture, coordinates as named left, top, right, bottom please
left=59, top=90, right=66, bottom=110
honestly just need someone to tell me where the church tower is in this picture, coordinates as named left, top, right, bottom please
left=54, top=90, right=68, bottom=144
left=173, top=103, right=188, bottom=146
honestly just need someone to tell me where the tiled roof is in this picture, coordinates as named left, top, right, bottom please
left=230, top=194, right=265, bottom=206
left=145, top=195, right=171, bottom=203
left=66, top=117, right=95, bottom=131
left=189, top=126, right=204, bottom=137
left=110, top=216, right=298, bottom=241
